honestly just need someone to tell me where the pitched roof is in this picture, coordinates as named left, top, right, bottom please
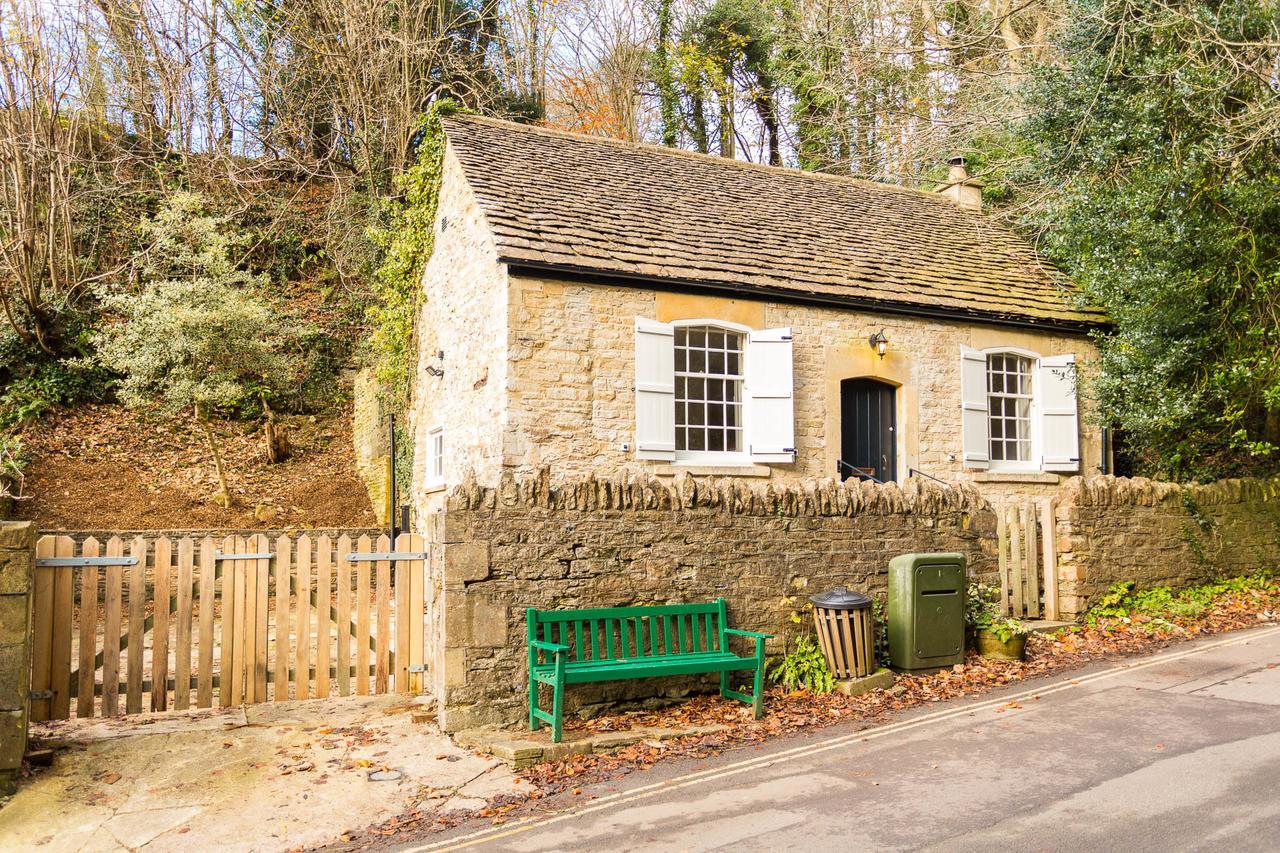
left=441, top=115, right=1105, bottom=330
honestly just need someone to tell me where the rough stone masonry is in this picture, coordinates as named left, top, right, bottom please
left=423, top=471, right=1280, bottom=733
left=0, top=521, right=33, bottom=795
left=426, top=471, right=997, bottom=731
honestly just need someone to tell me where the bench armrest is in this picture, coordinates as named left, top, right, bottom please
left=724, top=628, right=773, bottom=640
left=530, top=638, right=569, bottom=654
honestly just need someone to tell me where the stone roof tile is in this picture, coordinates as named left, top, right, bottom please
left=443, top=115, right=1105, bottom=329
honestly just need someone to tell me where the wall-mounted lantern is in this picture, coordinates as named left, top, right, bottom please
left=868, top=329, right=889, bottom=359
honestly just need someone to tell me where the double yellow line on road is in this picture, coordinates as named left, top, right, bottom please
left=409, top=624, right=1280, bottom=852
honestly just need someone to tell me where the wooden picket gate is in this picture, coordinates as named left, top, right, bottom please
left=996, top=500, right=1060, bottom=621
left=29, top=532, right=427, bottom=721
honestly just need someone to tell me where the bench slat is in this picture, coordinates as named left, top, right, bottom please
left=533, top=652, right=758, bottom=684
left=531, top=603, right=720, bottom=623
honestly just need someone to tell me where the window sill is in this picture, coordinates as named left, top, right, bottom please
left=971, top=471, right=1060, bottom=484
left=423, top=482, right=448, bottom=494
left=651, top=462, right=772, bottom=478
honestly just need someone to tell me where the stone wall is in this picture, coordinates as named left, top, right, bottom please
left=426, top=471, right=997, bottom=731
left=0, top=521, right=34, bottom=795
left=407, top=143, right=511, bottom=515
left=497, top=274, right=1103, bottom=506
left=1054, top=476, right=1280, bottom=616
left=352, top=368, right=390, bottom=525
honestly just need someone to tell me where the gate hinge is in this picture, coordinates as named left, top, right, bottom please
left=408, top=664, right=428, bottom=673
left=28, top=690, right=52, bottom=700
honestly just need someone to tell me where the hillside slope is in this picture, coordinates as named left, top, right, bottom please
left=14, top=403, right=375, bottom=530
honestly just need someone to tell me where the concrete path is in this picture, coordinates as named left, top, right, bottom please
left=407, top=625, right=1280, bottom=853
left=0, top=694, right=519, bottom=852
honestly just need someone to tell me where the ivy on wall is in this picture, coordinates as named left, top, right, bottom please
left=367, top=99, right=468, bottom=487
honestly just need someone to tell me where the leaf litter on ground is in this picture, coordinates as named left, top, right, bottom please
left=327, top=581, right=1280, bottom=849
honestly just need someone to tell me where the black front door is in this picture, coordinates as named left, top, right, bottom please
left=840, top=379, right=897, bottom=482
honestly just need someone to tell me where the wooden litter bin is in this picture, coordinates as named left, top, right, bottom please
left=809, top=587, right=876, bottom=679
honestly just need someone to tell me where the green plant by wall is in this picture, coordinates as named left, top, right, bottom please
left=367, top=101, right=466, bottom=404
left=367, top=99, right=469, bottom=491
left=1085, top=573, right=1277, bottom=630
left=965, top=582, right=1028, bottom=642
left=1179, top=488, right=1218, bottom=568
left=768, top=634, right=834, bottom=694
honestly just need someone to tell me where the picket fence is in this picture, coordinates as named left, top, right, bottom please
left=29, top=532, right=427, bottom=721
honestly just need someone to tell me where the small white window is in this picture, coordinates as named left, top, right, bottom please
left=426, top=426, right=444, bottom=486
left=987, top=353, right=1034, bottom=465
left=675, top=326, right=744, bottom=455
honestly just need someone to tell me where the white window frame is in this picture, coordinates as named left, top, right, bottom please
left=984, top=347, right=1041, bottom=473
left=671, top=319, right=752, bottom=465
left=425, top=425, right=445, bottom=488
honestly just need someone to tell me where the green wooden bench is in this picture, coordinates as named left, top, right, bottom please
left=527, top=599, right=772, bottom=742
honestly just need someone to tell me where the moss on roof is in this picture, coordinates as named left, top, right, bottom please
left=443, top=115, right=1105, bottom=329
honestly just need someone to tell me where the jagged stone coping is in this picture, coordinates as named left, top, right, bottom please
left=446, top=467, right=991, bottom=518
left=1060, top=475, right=1280, bottom=508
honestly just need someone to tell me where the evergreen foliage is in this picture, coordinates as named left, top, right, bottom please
left=1011, top=0, right=1280, bottom=479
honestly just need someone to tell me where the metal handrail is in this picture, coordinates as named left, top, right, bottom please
left=908, top=467, right=948, bottom=485
left=837, top=460, right=885, bottom=485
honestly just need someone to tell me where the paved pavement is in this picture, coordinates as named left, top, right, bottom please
left=0, top=694, right=518, bottom=852
left=409, top=624, right=1280, bottom=853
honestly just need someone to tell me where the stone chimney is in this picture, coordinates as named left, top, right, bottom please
left=935, top=156, right=984, bottom=212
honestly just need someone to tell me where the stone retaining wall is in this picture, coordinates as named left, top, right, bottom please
left=427, top=471, right=997, bottom=731
left=1054, top=476, right=1280, bottom=614
left=427, top=472, right=1280, bottom=732
left=0, top=521, right=33, bottom=795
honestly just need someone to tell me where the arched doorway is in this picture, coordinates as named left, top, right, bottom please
left=839, top=378, right=897, bottom=482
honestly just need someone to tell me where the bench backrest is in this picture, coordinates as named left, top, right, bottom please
left=527, top=600, right=728, bottom=664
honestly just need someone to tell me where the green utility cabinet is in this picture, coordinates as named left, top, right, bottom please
left=886, top=552, right=966, bottom=671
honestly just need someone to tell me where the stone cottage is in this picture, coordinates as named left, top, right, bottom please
left=408, top=115, right=1108, bottom=514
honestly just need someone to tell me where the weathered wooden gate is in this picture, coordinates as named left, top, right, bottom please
left=29, top=532, right=427, bottom=721
left=996, top=500, right=1060, bottom=621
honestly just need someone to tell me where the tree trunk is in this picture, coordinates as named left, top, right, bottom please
left=195, top=406, right=232, bottom=507
left=262, top=398, right=292, bottom=464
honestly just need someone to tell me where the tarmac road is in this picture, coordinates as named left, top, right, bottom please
left=403, top=624, right=1280, bottom=852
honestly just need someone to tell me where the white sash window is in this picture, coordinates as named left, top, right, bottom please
left=635, top=318, right=795, bottom=465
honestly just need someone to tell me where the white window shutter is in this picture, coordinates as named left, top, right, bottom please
left=634, top=318, right=676, bottom=460
left=960, top=345, right=990, bottom=469
left=747, top=327, right=795, bottom=463
left=1039, top=354, right=1080, bottom=472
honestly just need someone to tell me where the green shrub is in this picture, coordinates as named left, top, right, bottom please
left=768, top=634, right=834, bottom=694
left=1085, top=573, right=1277, bottom=628
left=966, top=582, right=1029, bottom=642
left=0, top=434, right=26, bottom=500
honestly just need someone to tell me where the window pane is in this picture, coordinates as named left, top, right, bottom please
left=727, top=429, right=742, bottom=452
left=709, top=404, right=724, bottom=427
left=708, top=430, right=724, bottom=452
left=675, top=349, right=686, bottom=372
left=727, top=352, right=740, bottom=375
left=675, top=402, right=685, bottom=426
left=674, top=328, right=687, bottom=347
left=687, top=378, right=704, bottom=399
left=688, top=328, right=705, bottom=347
left=707, top=379, right=724, bottom=402
left=688, top=402, right=705, bottom=425
left=726, top=404, right=739, bottom=427
left=708, top=330, right=724, bottom=349
left=991, top=419, right=1003, bottom=439
left=689, top=349, right=705, bottom=373
left=709, top=351, right=724, bottom=374
left=687, top=429, right=705, bottom=451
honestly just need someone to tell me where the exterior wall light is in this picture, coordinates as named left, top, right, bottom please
left=868, top=329, right=889, bottom=359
